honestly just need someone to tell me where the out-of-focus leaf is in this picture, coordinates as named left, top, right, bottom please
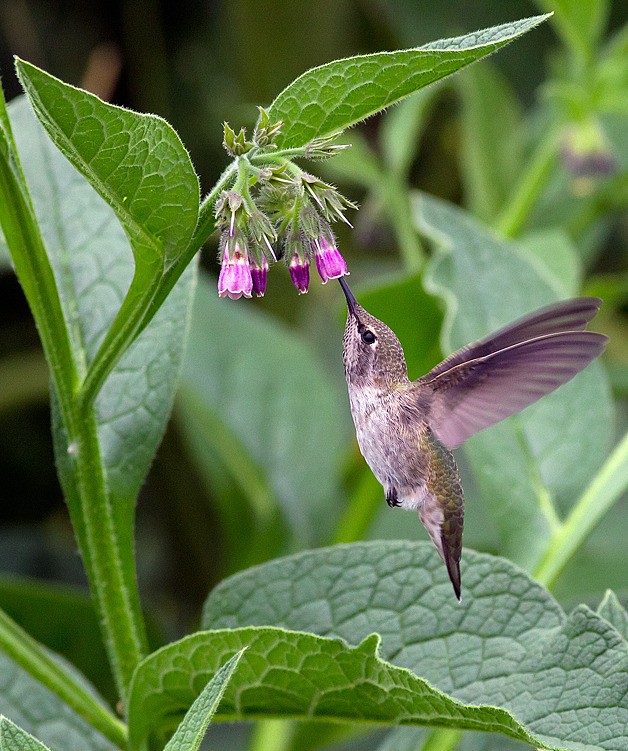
left=457, top=59, right=523, bottom=222
left=163, top=652, right=243, bottom=751
left=381, top=88, right=438, bottom=176
left=203, top=541, right=628, bottom=751
left=179, top=274, right=349, bottom=548
left=0, top=652, right=116, bottom=751
left=537, top=0, right=609, bottom=64
left=415, top=192, right=613, bottom=569
left=0, top=577, right=112, bottom=702
left=268, top=16, right=550, bottom=149
left=517, top=228, right=582, bottom=297
left=597, top=590, right=628, bottom=639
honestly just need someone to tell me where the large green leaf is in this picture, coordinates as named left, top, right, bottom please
left=163, top=652, right=243, bottom=751
left=127, top=626, right=545, bottom=751
left=0, top=652, right=116, bottom=751
left=202, top=541, right=628, bottom=751
left=268, top=15, right=550, bottom=149
left=178, top=274, right=350, bottom=547
left=415, top=193, right=614, bottom=569
left=597, top=590, right=628, bottom=640
left=15, top=59, right=199, bottom=267
left=0, top=718, right=51, bottom=751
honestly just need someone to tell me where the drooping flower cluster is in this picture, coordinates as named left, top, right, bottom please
left=214, top=111, right=355, bottom=300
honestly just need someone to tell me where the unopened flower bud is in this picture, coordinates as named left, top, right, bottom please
left=250, top=253, right=269, bottom=297
left=313, top=234, right=348, bottom=283
left=289, top=252, right=310, bottom=295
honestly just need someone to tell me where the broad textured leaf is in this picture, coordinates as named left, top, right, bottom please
left=202, top=541, right=628, bottom=751
left=597, top=590, right=628, bottom=640
left=0, top=718, right=51, bottom=751
left=8, top=93, right=196, bottom=508
left=268, top=15, right=550, bottom=149
left=127, top=626, right=544, bottom=751
left=163, top=652, right=243, bottom=751
left=179, top=274, right=349, bottom=547
left=15, top=59, right=199, bottom=267
left=0, top=653, right=116, bottom=751
left=416, top=192, right=613, bottom=568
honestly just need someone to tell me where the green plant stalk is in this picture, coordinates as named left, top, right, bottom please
left=534, top=429, right=628, bottom=588
left=495, top=128, right=559, bottom=238
left=66, top=408, right=148, bottom=699
left=384, top=172, right=425, bottom=273
left=0, top=607, right=127, bottom=748
left=421, top=729, right=464, bottom=751
left=248, top=719, right=293, bottom=751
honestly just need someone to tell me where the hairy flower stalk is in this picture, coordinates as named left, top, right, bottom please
left=289, top=251, right=310, bottom=294
left=250, top=253, right=269, bottom=297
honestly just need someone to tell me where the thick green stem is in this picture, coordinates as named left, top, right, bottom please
left=495, top=128, right=560, bottom=238
left=0, top=607, right=127, bottom=748
left=67, top=406, right=148, bottom=700
left=534, top=430, right=628, bottom=588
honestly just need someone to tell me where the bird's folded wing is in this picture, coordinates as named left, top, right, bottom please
left=420, top=331, right=608, bottom=449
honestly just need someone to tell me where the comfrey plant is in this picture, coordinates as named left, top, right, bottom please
left=0, top=9, right=627, bottom=751
left=213, top=117, right=353, bottom=299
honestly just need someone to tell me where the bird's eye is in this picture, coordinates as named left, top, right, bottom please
left=361, top=329, right=376, bottom=345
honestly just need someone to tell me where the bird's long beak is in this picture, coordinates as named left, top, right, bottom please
left=338, top=277, right=359, bottom=317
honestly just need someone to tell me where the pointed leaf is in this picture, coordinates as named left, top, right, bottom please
left=416, top=193, right=613, bottom=569
left=128, top=626, right=544, bottom=751
left=15, top=59, right=199, bottom=267
left=268, top=15, right=550, bottom=149
left=597, top=590, right=628, bottom=640
left=202, top=541, right=628, bottom=751
left=0, top=718, right=51, bottom=751
left=163, top=652, right=243, bottom=751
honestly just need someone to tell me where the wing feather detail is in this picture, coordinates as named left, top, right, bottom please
left=422, top=330, right=608, bottom=449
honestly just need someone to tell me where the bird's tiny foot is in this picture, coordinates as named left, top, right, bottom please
left=386, top=488, right=400, bottom=508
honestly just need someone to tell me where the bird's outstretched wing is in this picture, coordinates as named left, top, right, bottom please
left=418, top=298, right=608, bottom=449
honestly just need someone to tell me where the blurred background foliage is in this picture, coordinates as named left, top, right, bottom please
left=0, top=0, right=627, bottom=741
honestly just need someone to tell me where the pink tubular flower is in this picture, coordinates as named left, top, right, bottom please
left=289, top=252, right=310, bottom=294
left=250, top=253, right=269, bottom=297
left=313, top=235, right=348, bottom=283
left=218, top=240, right=253, bottom=300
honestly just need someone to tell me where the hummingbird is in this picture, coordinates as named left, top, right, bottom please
left=339, top=277, right=608, bottom=600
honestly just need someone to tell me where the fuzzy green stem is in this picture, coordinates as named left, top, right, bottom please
left=248, top=720, right=293, bottom=751
left=66, top=407, right=148, bottom=699
left=421, top=729, right=464, bottom=751
left=384, top=172, right=425, bottom=272
left=534, top=430, right=628, bottom=588
left=495, top=128, right=560, bottom=238
left=0, top=607, right=127, bottom=748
